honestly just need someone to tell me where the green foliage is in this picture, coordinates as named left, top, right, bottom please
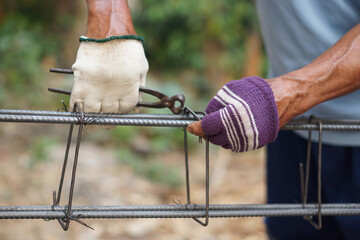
left=0, top=15, right=56, bottom=107
left=0, top=1, right=77, bottom=108
left=0, top=0, right=76, bottom=33
left=133, top=0, right=257, bottom=75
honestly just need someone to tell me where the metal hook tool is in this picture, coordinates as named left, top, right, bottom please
left=299, top=116, right=323, bottom=230
left=49, top=68, right=185, bottom=114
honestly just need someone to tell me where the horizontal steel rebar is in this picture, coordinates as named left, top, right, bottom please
left=0, top=110, right=202, bottom=127
left=282, top=118, right=360, bottom=131
left=1, top=109, right=360, bottom=130
left=0, top=109, right=202, bottom=120
left=2, top=203, right=360, bottom=211
left=1, top=204, right=360, bottom=219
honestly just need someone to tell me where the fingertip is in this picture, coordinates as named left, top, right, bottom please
left=84, top=101, right=101, bottom=113
left=140, top=72, right=147, bottom=86
left=69, top=99, right=74, bottom=112
left=101, top=101, right=120, bottom=114
left=187, top=121, right=205, bottom=137
left=118, top=100, right=138, bottom=114
left=70, top=98, right=84, bottom=112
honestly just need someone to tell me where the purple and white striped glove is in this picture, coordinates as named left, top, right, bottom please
left=201, top=77, right=279, bottom=152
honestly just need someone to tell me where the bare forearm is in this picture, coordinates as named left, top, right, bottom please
left=268, top=24, right=360, bottom=128
left=86, top=0, right=136, bottom=38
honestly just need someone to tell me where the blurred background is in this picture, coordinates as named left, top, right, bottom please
left=0, top=0, right=269, bottom=239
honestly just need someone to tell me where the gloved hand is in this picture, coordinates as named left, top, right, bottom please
left=70, top=36, right=149, bottom=131
left=189, top=76, right=279, bottom=152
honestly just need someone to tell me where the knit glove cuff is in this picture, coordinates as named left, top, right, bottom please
left=79, top=35, right=144, bottom=43
left=201, top=77, right=279, bottom=152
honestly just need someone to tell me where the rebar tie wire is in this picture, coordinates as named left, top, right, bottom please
left=1, top=68, right=360, bottom=230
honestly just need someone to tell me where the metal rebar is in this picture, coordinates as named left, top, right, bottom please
left=1, top=110, right=360, bottom=130
left=183, top=128, right=191, bottom=204
left=1, top=204, right=360, bottom=219
left=0, top=109, right=204, bottom=120
left=2, top=203, right=360, bottom=212
left=0, top=111, right=203, bottom=127
left=2, top=110, right=360, bottom=225
left=54, top=124, right=74, bottom=206
left=0, top=114, right=195, bottom=127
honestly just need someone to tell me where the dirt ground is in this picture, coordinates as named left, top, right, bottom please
left=0, top=123, right=268, bottom=240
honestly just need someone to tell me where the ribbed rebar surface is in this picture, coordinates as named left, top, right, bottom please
left=1, top=109, right=360, bottom=130
left=0, top=109, right=202, bottom=127
left=1, top=109, right=360, bottom=221
left=0, top=204, right=360, bottom=219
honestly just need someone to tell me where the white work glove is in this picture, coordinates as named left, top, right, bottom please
left=70, top=37, right=148, bottom=131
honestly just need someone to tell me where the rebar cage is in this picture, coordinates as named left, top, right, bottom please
left=1, top=108, right=360, bottom=231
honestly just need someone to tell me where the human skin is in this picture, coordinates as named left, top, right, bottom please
left=84, top=1, right=360, bottom=137
left=188, top=23, right=360, bottom=137
left=86, top=0, right=137, bottom=38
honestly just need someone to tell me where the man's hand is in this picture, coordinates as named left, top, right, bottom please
left=70, top=0, right=148, bottom=131
left=70, top=38, right=148, bottom=113
left=187, top=121, right=205, bottom=137
left=188, top=77, right=279, bottom=153
left=189, top=23, right=360, bottom=151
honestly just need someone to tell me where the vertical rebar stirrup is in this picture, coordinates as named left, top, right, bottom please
left=299, top=116, right=323, bottom=230
left=183, top=107, right=210, bottom=226
left=51, top=102, right=93, bottom=231
left=52, top=123, right=74, bottom=208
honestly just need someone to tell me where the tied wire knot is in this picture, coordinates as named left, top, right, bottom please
left=60, top=210, right=94, bottom=231
left=73, top=102, right=90, bottom=125
left=75, top=114, right=96, bottom=126
left=49, top=191, right=94, bottom=230
left=73, top=102, right=109, bottom=126
left=172, top=199, right=197, bottom=211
